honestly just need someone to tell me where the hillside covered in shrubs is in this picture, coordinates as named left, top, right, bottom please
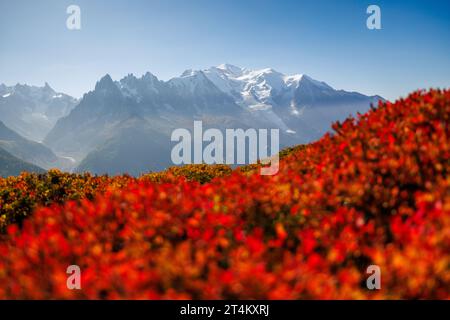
left=0, top=89, right=448, bottom=299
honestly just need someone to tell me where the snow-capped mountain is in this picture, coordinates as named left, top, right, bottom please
left=204, top=63, right=333, bottom=111
left=204, top=64, right=293, bottom=110
left=43, top=64, right=382, bottom=175
left=0, top=83, right=78, bottom=142
left=203, top=64, right=383, bottom=137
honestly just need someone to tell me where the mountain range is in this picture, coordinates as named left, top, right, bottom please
left=1, top=64, right=383, bottom=176
left=0, top=83, right=78, bottom=142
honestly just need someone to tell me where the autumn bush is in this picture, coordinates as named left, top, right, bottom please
left=0, top=148, right=302, bottom=231
left=0, top=164, right=232, bottom=231
left=0, top=165, right=233, bottom=232
left=0, top=170, right=134, bottom=232
left=142, top=164, right=233, bottom=184
left=0, top=89, right=448, bottom=299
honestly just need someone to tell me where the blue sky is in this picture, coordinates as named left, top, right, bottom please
left=0, top=0, right=449, bottom=100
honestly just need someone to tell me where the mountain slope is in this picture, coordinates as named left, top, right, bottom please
left=75, top=117, right=173, bottom=175
left=0, top=83, right=78, bottom=141
left=0, top=147, right=45, bottom=177
left=0, top=121, right=70, bottom=170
